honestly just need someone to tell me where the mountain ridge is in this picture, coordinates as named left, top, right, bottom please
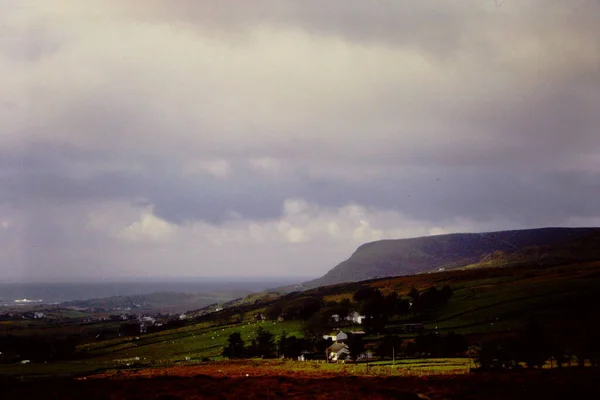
left=302, top=227, right=600, bottom=289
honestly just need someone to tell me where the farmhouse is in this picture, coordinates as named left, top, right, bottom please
left=327, top=343, right=350, bottom=362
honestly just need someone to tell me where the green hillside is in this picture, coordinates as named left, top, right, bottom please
left=75, top=259, right=600, bottom=366
left=3, top=257, right=600, bottom=378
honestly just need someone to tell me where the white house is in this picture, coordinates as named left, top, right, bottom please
left=323, top=330, right=348, bottom=342
left=327, top=343, right=350, bottom=362
left=347, top=311, right=366, bottom=324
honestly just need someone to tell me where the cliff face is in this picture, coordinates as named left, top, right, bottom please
left=303, top=227, right=600, bottom=288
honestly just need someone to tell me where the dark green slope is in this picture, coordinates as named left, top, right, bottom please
left=303, top=227, right=600, bottom=288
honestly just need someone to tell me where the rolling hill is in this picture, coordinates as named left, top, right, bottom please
left=302, top=227, right=600, bottom=288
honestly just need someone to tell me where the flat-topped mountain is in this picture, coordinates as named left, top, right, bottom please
left=303, top=227, right=600, bottom=288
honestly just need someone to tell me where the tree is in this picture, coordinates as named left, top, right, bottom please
left=248, top=327, right=276, bottom=358
left=442, top=332, right=468, bottom=357
left=376, top=335, right=403, bottom=359
left=353, top=287, right=383, bottom=303
left=222, top=332, right=245, bottom=359
left=347, top=334, right=365, bottom=361
left=303, top=312, right=330, bottom=342
left=416, top=333, right=442, bottom=357
left=440, top=285, right=454, bottom=304
left=277, top=330, right=288, bottom=358
left=395, top=298, right=411, bottom=317
left=282, top=296, right=323, bottom=321
left=266, top=303, right=284, bottom=320
left=119, top=322, right=140, bottom=336
left=408, top=287, right=420, bottom=302
left=278, top=332, right=308, bottom=359
left=354, top=288, right=387, bottom=334
left=315, top=337, right=333, bottom=359
left=237, top=310, right=246, bottom=323
left=518, top=318, right=550, bottom=369
left=339, top=298, right=353, bottom=316
left=359, top=298, right=388, bottom=334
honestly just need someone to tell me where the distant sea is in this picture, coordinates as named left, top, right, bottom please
left=0, top=277, right=308, bottom=305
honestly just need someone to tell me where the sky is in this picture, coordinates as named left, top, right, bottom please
left=1, top=0, right=599, bottom=282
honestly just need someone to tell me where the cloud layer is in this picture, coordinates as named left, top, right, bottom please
left=1, top=0, right=599, bottom=281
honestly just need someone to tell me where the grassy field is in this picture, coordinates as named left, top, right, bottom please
left=79, top=320, right=305, bottom=364
left=369, top=261, right=600, bottom=336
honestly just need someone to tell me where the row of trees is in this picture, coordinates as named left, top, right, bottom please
left=265, top=285, right=454, bottom=331
left=222, top=328, right=313, bottom=359
left=300, top=285, right=455, bottom=337
left=222, top=328, right=470, bottom=361
left=471, top=321, right=600, bottom=370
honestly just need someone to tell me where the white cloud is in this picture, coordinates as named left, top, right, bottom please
left=43, top=198, right=522, bottom=278
left=118, top=212, right=176, bottom=243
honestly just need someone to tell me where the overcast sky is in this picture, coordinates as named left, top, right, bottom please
left=1, top=0, right=599, bottom=282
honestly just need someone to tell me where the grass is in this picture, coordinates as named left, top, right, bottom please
left=78, top=320, right=305, bottom=363
left=398, top=262, right=600, bottom=336
left=0, top=361, right=110, bottom=379
left=255, top=358, right=471, bottom=376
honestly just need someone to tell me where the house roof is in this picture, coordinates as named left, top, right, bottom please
left=328, top=343, right=349, bottom=353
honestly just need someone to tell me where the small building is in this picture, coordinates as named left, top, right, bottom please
left=347, top=311, right=366, bottom=324
left=327, top=343, right=350, bottom=362
left=323, top=330, right=348, bottom=342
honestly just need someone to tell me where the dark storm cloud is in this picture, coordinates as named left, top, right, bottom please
left=3, top=140, right=598, bottom=229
